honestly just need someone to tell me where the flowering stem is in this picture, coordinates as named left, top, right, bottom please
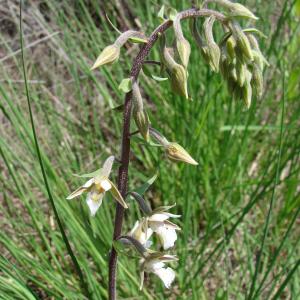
left=108, top=8, right=225, bottom=300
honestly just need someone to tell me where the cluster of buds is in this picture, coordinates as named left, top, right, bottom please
left=190, top=0, right=268, bottom=108
left=219, top=23, right=268, bottom=108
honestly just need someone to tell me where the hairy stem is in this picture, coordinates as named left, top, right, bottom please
left=108, top=8, right=225, bottom=300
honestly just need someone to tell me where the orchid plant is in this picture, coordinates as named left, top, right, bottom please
left=67, top=1, right=267, bottom=298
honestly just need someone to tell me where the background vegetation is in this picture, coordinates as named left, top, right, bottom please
left=0, top=0, right=299, bottom=299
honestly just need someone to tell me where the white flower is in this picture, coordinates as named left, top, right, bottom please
left=140, top=254, right=178, bottom=290
left=129, top=220, right=153, bottom=249
left=148, top=208, right=181, bottom=250
left=67, top=156, right=128, bottom=216
left=129, top=206, right=180, bottom=250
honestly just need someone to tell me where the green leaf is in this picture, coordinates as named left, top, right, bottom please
left=133, top=173, right=158, bottom=195
left=118, top=78, right=132, bottom=93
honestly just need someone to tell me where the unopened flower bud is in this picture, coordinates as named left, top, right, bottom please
left=133, top=110, right=150, bottom=141
left=220, top=51, right=231, bottom=81
left=91, top=44, right=120, bottom=70
left=91, top=30, right=146, bottom=70
left=242, top=71, right=253, bottom=109
left=251, top=64, right=263, bottom=97
left=165, top=142, right=198, bottom=165
left=174, top=15, right=191, bottom=68
left=170, top=63, right=189, bottom=99
left=231, top=23, right=253, bottom=62
left=215, top=0, right=258, bottom=20
left=226, top=36, right=236, bottom=61
left=132, top=81, right=150, bottom=141
left=248, top=34, right=270, bottom=69
left=160, top=34, right=189, bottom=99
left=203, top=16, right=220, bottom=72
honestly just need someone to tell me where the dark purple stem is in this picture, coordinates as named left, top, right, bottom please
left=108, top=8, right=225, bottom=300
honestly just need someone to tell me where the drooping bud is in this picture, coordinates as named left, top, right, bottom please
left=231, top=23, right=253, bottom=62
left=174, top=14, right=191, bottom=68
left=91, top=44, right=120, bottom=70
left=242, top=70, right=253, bottom=109
left=203, top=16, right=221, bottom=72
left=132, top=81, right=150, bottom=141
left=220, top=49, right=231, bottom=81
left=170, top=63, right=189, bottom=99
left=226, top=36, right=236, bottom=61
left=251, top=64, right=263, bottom=97
left=149, top=128, right=198, bottom=165
left=236, top=61, right=247, bottom=87
left=165, top=142, right=198, bottom=165
left=214, top=0, right=258, bottom=20
left=160, top=34, right=189, bottom=99
left=133, top=110, right=150, bottom=141
left=247, top=34, right=269, bottom=69
left=91, top=30, right=147, bottom=70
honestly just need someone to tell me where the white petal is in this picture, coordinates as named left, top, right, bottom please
left=100, top=179, right=112, bottom=191
left=148, top=213, right=169, bottom=222
left=66, top=178, right=95, bottom=200
left=153, top=267, right=175, bottom=289
left=130, top=221, right=153, bottom=246
left=102, top=156, right=114, bottom=177
left=145, top=260, right=165, bottom=272
left=83, top=178, right=95, bottom=188
left=86, top=193, right=104, bottom=216
left=149, top=221, right=164, bottom=231
left=155, top=226, right=177, bottom=250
